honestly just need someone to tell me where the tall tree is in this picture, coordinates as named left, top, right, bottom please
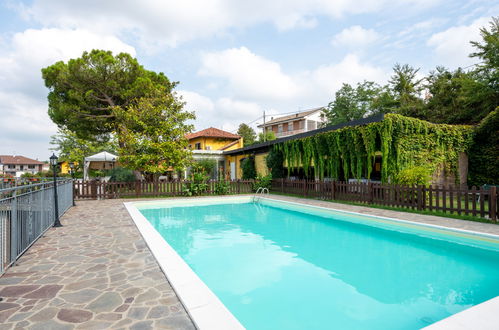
left=324, top=81, right=395, bottom=125
left=389, top=63, right=425, bottom=118
left=470, top=16, right=499, bottom=74
left=114, top=95, right=194, bottom=176
left=42, top=49, right=177, bottom=141
left=237, top=123, right=257, bottom=146
left=43, top=50, right=195, bottom=174
left=257, top=131, right=276, bottom=143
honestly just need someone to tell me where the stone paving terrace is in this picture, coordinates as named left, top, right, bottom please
left=0, top=199, right=195, bottom=329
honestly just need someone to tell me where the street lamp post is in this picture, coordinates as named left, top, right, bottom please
left=69, top=162, right=76, bottom=206
left=50, top=153, right=62, bottom=227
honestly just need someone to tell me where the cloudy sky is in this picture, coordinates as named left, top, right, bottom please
left=0, top=0, right=497, bottom=160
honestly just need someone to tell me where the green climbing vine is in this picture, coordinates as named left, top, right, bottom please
left=274, top=114, right=473, bottom=183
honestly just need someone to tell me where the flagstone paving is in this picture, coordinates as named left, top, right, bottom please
left=0, top=199, right=195, bottom=329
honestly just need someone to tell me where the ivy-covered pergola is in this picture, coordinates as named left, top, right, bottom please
left=274, top=114, right=473, bottom=183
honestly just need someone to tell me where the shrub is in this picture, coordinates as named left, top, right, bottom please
left=196, top=159, right=217, bottom=177
left=183, top=172, right=209, bottom=196
left=108, top=167, right=136, bottom=182
left=394, top=166, right=431, bottom=186
left=252, top=174, right=272, bottom=192
left=20, top=172, right=38, bottom=178
left=214, top=179, right=231, bottom=195
left=266, top=149, right=285, bottom=178
left=241, top=157, right=256, bottom=179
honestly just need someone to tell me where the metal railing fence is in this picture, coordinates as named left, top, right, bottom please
left=0, top=179, right=73, bottom=275
left=0, top=177, right=67, bottom=190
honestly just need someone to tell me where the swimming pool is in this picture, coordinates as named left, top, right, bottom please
left=127, top=197, right=499, bottom=329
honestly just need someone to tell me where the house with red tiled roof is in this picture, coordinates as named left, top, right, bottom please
left=0, top=155, right=45, bottom=177
left=185, top=127, right=244, bottom=179
left=186, top=127, right=243, bottom=151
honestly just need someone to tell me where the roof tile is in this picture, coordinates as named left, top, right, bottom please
left=186, top=127, right=240, bottom=140
left=0, top=155, right=44, bottom=165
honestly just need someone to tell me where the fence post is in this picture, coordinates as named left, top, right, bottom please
left=417, top=185, right=423, bottom=210
left=281, top=178, right=284, bottom=193
left=91, top=181, right=97, bottom=199
left=135, top=181, right=140, bottom=197
left=490, top=186, right=497, bottom=222
left=331, top=181, right=336, bottom=200
left=367, top=182, right=374, bottom=204
left=10, top=190, right=18, bottom=263
left=237, top=180, right=240, bottom=194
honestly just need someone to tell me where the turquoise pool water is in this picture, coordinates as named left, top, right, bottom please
left=139, top=199, right=499, bottom=329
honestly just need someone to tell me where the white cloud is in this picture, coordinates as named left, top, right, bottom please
left=179, top=90, right=262, bottom=132
left=398, top=18, right=446, bottom=37
left=331, top=25, right=380, bottom=48
left=427, top=17, right=489, bottom=68
left=198, top=47, right=388, bottom=109
left=199, top=47, right=301, bottom=101
left=19, top=0, right=442, bottom=47
left=304, top=54, right=388, bottom=101
left=0, top=28, right=136, bottom=160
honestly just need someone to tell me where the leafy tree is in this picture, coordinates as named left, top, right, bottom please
left=43, top=50, right=195, bottom=174
left=389, top=63, right=425, bottom=117
left=49, top=129, right=117, bottom=173
left=113, top=95, right=194, bottom=177
left=425, top=67, right=469, bottom=123
left=42, top=49, right=178, bottom=142
left=196, top=159, right=217, bottom=178
left=470, top=17, right=499, bottom=74
left=257, top=131, right=276, bottom=143
left=237, top=123, right=257, bottom=146
left=324, top=81, right=396, bottom=125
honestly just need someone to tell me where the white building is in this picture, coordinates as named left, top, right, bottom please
left=258, top=107, right=326, bottom=138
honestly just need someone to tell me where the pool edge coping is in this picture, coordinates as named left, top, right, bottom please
left=123, top=200, right=245, bottom=330
left=124, top=195, right=499, bottom=329
left=261, top=196, right=499, bottom=241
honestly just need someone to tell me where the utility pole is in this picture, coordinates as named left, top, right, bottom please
left=263, top=110, right=266, bottom=142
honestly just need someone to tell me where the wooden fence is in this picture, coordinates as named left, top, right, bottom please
left=74, top=179, right=498, bottom=221
left=271, top=179, right=498, bottom=222
left=74, top=180, right=254, bottom=200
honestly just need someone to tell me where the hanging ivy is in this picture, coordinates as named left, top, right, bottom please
left=273, top=114, right=473, bottom=183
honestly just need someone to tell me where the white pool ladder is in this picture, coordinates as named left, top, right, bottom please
left=254, top=187, right=269, bottom=203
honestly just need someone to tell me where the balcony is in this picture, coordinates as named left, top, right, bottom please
left=275, top=129, right=306, bottom=138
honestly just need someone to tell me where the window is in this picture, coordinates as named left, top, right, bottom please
left=195, top=142, right=202, bottom=150
left=307, top=120, right=317, bottom=130
left=299, top=121, right=305, bottom=129
left=278, top=124, right=283, bottom=133
left=205, top=146, right=211, bottom=150
left=288, top=122, right=293, bottom=131
left=28, top=165, right=35, bottom=169
left=8, top=165, right=15, bottom=169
